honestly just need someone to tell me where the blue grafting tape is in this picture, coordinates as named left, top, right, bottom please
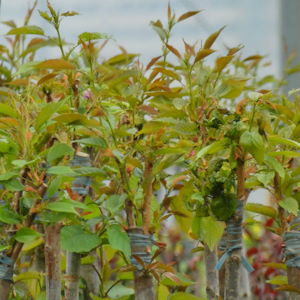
left=214, top=211, right=253, bottom=272
left=0, top=254, right=14, bottom=282
left=128, top=233, right=155, bottom=270
left=283, top=231, right=300, bottom=268
left=70, top=154, right=92, bottom=196
left=43, top=191, right=59, bottom=201
left=70, top=154, right=91, bottom=167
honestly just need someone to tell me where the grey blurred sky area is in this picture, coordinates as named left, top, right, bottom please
left=0, top=0, right=280, bottom=75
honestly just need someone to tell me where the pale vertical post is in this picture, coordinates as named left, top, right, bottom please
left=280, top=0, right=300, bottom=91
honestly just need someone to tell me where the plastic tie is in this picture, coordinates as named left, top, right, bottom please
left=70, top=154, right=91, bottom=196
left=283, top=231, right=300, bottom=268
left=70, top=155, right=91, bottom=167
left=0, top=254, right=14, bottom=282
left=128, top=233, right=155, bottom=270
left=215, top=211, right=254, bottom=272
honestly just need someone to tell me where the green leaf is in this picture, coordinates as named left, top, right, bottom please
left=196, top=139, right=229, bottom=160
left=53, top=113, right=85, bottom=124
left=279, top=197, right=298, bottom=216
left=0, top=104, right=18, bottom=118
left=47, top=166, right=77, bottom=176
left=35, top=101, right=64, bottom=130
left=14, top=61, right=40, bottom=77
left=61, top=11, right=79, bottom=17
left=240, top=131, right=265, bottom=163
left=268, top=151, right=300, bottom=158
left=6, top=25, right=44, bottom=35
left=107, top=283, right=134, bottom=298
left=75, top=167, right=103, bottom=176
left=4, top=178, right=24, bottom=191
left=38, top=10, right=52, bottom=22
left=158, top=285, right=170, bottom=300
left=169, top=292, right=202, bottom=300
left=0, top=172, right=17, bottom=181
left=256, top=171, right=275, bottom=187
left=12, top=160, right=29, bottom=168
left=0, top=207, right=21, bottom=224
left=78, top=32, right=110, bottom=42
left=74, top=137, right=107, bottom=148
left=161, top=272, right=195, bottom=287
left=107, top=224, right=131, bottom=259
left=248, top=91, right=263, bottom=101
left=105, top=195, right=126, bottom=214
left=245, top=203, right=277, bottom=218
left=46, top=200, right=78, bottom=214
left=14, top=271, right=43, bottom=282
left=264, top=155, right=285, bottom=178
left=47, top=176, right=62, bottom=198
left=192, top=216, right=225, bottom=250
left=105, top=53, right=139, bottom=65
left=268, top=135, right=300, bottom=149
left=266, top=275, right=288, bottom=286
left=14, top=227, right=41, bottom=243
left=47, top=143, right=74, bottom=162
left=61, top=225, right=101, bottom=253
left=0, top=139, right=11, bottom=153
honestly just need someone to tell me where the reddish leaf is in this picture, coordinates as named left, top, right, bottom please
left=214, top=55, right=233, bottom=72
left=227, top=45, right=243, bottom=56
left=150, top=269, right=160, bottom=281
left=183, top=39, right=196, bottom=57
left=167, top=3, right=171, bottom=20
left=163, top=272, right=181, bottom=283
left=152, top=67, right=180, bottom=81
left=36, top=59, right=76, bottom=70
left=146, top=55, right=161, bottom=71
left=7, top=79, right=28, bottom=86
left=132, top=255, right=146, bottom=268
left=138, top=105, right=158, bottom=115
left=38, top=73, right=58, bottom=85
left=243, top=55, right=264, bottom=62
left=166, top=44, right=181, bottom=59
left=203, top=26, right=225, bottom=49
left=156, top=262, right=175, bottom=273
left=194, top=49, right=215, bottom=64
left=276, top=285, right=300, bottom=294
left=177, top=10, right=202, bottom=23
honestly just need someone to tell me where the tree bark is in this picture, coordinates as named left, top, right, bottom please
left=239, top=246, right=251, bottom=299
left=65, top=252, right=81, bottom=300
left=287, top=267, right=300, bottom=300
left=224, top=203, right=243, bottom=300
left=80, top=250, right=100, bottom=299
left=285, top=216, right=300, bottom=300
left=223, top=153, right=248, bottom=300
left=0, top=243, right=22, bottom=300
left=128, top=227, right=155, bottom=300
left=134, top=271, right=155, bottom=300
left=204, top=245, right=219, bottom=299
left=44, top=223, right=61, bottom=300
left=0, top=280, right=11, bottom=300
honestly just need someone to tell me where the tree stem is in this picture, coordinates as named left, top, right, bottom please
left=204, top=244, right=219, bottom=299
left=65, top=252, right=81, bottom=300
left=224, top=155, right=246, bottom=300
left=45, top=223, right=61, bottom=300
left=142, top=160, right=153, bottom=234
left=128, top=227, right=155, bottom=300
